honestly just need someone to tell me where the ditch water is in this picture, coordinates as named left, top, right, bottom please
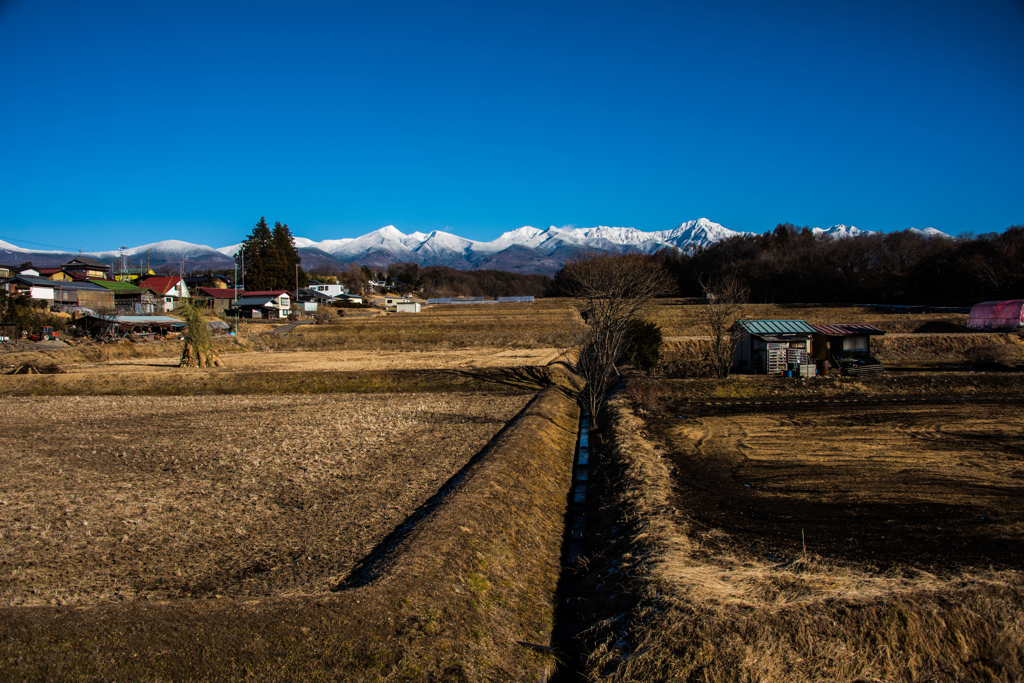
left=548, top=409, right=591, bottom=683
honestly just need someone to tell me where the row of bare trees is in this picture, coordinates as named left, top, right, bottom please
left=658, top=224, right=1024, bottom=306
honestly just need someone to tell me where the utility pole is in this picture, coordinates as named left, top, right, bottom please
left=295, top=264, right=299, bottom=318
left=233, top=250, right=239, bottom=336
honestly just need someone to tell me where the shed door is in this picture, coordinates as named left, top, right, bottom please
left=766, top=343, right=787, bottom=375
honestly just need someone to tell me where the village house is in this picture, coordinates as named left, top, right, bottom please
left=294, top=287, right=334, bottom=314
left=90, top=280, right=160, bottom=314
left=139, top=276, right=190, bottom=312
left=2, top=275, right=56, bottom=303
left=193, top=287, right=244, bottom=313
left=184, top=274, right=232, bottom=290
left=306, top=281, right=349, bottom=299
left=0, top=264, right=14, bottom=279
left=2, top=275, right=115, bottom=311
left=335, top=292, right=364, bottom=305
left=36, top=267, right=80, bottom=282
left=810, top=323, right=885, bottom=372
left=62, top=257, right=113, bottom=280
left=229, top=290, right=291, bottom=319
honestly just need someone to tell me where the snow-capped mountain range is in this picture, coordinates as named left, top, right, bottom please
left=0, top=219, right=948, bottom=276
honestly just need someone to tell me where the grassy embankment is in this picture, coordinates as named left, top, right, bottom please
left=0, top=366, right=583, bottom=681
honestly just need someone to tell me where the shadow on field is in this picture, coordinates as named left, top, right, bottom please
left=454, top=365, right=555, bottom=391
left=334, top=396, right=533, bottom=590
left=455, top=361, right=580, bottom=395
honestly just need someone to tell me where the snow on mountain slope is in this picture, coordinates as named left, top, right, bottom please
left=90, top=240, right=225, bottom=259
left=909, top=227, right=950, bottom=239
left=0, top=219, right=959, bottom=277
left=811, top=224, right=872, bottom=239
left=0, top=239, right=33, bottom=253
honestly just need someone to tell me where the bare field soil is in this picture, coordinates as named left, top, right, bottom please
left=0, top=382, right=581, bottom=682
left=582, top=388, right=1024, bottom=682
left=660, top=402, right=1024, bottom=571
left=0, top=392, right=530, bottom=607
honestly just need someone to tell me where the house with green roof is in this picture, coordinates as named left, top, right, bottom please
left=90, top=280, right=159, bottom=314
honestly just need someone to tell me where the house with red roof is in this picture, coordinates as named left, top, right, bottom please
left=193, top=287, right=244, bottom=313
left=139, top=276, right=190, bottom=312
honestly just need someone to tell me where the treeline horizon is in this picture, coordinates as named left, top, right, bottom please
left=195, top=222, right=1023, bottom=305
left=651, top=224, right=1024, bottom=306
left=385, top=262, right=550, bottom=299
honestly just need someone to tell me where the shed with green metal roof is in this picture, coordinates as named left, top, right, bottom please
left=731, top=319, right=816, bottom=375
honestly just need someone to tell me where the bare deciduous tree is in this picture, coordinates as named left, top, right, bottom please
left=699, top=275, right=748, bottom=378
left=560, top=253, right=666, bottom=428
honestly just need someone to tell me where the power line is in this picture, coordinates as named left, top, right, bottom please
left=0, top=235, right=82, bottom=253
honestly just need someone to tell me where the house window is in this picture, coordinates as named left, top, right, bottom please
left=843, top=336, right=868, bottom=351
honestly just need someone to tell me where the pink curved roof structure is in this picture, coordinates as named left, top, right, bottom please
left=967, top=300, right=1024, bottom=331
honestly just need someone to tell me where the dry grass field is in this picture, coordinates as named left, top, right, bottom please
left=249, top=299, right=578, bottom=352
left=650, top=300, right=971, bottom=337
left=583, top=381, right=1024, bottom=682
left=0, top=358, right=582, bottom=681
left=3, top=298, right=1023, bottom=680
left=0, top=393, right=530, bottom=606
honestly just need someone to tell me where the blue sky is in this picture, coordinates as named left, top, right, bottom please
left=1, top=0, right=1022, bottom=251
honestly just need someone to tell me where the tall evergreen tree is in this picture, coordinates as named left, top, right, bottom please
left=238, top=217, right=306, bottom=291
left=239, top=217, right=273, bottom=291
left=272, top=221, right=307, bottom=291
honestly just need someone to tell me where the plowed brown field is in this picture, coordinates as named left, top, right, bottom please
left=660, top=401, right=1024, bottom=571
left=0, top=392, right=530, bottom=607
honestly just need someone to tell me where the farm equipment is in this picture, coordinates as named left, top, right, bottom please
left=28, top=326, right=58, bottom=342
left=834, top=355, right=885, bottom=377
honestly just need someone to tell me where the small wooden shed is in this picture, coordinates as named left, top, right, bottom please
left=811, top=323, right=885, bottom=364
left=732, top=320, right=816, bottom=375
left=811, top=323, right=885, bottom=375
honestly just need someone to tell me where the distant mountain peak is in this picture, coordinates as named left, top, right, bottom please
left=0, top=219, right=954, bottom=277
left=909, top=227, right=949, bottom=239
left=812, top=224, right=870, bottom=239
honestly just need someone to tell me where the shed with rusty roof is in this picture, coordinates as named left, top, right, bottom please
left=810, top=323, right=884, bottom=364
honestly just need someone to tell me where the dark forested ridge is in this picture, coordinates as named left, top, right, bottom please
left=652, top=224, right=1024, bottom=306
left=386, top=262, right=551, bottom=298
